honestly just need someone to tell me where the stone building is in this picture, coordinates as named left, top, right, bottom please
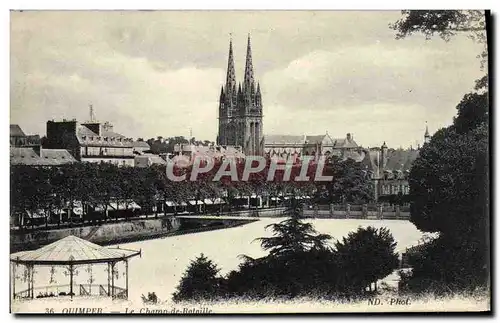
left=171, top=143, right=245, bottom=165
left=217, top=36, right=263, bottom=156
left=10, top=124, right=76, bottom=166
left=134, top=153, right=167, bottom=168
left=361, top=126, right=430, bottom=202
left=263, top=132, right=365, bottom=162
left=45, top=116, right=135, bottom=167
left=10, top=147, right=77, bottom=166
left=10, top=124, right=41, bottom=149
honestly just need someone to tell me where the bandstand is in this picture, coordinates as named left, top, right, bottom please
left=10, top=235, right=141, bottom=301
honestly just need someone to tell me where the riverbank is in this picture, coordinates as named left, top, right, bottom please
left=10, top=207, right=287, bottom=253
left=10, top=217, right=258, bottom=253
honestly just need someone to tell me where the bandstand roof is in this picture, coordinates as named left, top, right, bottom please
left=10, top=235, right=141, bottom=265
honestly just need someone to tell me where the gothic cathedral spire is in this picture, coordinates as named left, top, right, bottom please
left=217, top=35, right=263, bottom=155
left=225, top=37, right=236, bottom=93
left=243, top=34, right=255, bottom=92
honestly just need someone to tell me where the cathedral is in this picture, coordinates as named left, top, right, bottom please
left=217, top=36, right=264, bottom=156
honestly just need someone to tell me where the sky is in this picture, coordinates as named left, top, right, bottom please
left=10, top=11, right=486, bottom=148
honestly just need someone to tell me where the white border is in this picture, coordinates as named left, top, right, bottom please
left=2, top=1, right=498, bottom=322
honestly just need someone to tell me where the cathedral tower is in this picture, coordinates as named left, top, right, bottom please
left=217, top=35, right=263, bottom=155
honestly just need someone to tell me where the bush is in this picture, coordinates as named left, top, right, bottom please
left=334, top=226, right=399, bottom=293
left=172, top=253, right=222, bottom=302
left=172, top=217, right=400, bottom=302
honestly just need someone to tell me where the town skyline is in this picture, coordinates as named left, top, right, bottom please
left=11, top=11, right=485, bottom=148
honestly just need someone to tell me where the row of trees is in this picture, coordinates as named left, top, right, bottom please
left=173, top=206, right=399, bottom=301
left=393, top=10, right=489, bottom=293
left=10, top=156, right=374, bottom=229
left=142, top=136, right=215, bottom=155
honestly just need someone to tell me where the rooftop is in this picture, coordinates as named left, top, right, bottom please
left=10, top=147, right=77, bottom=166
left=10, top=235, right=140, bottom=265
left=10, top=124, right=26, bottom=137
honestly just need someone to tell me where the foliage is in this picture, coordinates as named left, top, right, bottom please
left=172, top=253, right=222, bottom=302
left=399, top=235, right=488, bottom=295
left=409, top=124, right=488, bottom=237
left=11, top=156, right=372, bottom=228
left=391, top=10, right=486, bottom=41
left=391, top=10, right=488, bottom=69
left=146, top=136, right=214, bottom=154
left=334, top=226, right=399, bottom=293
left=255, top=209, right=332, bottom=257
left=322, top=157, right=374, bottom=204
left=174, top=207, right=399, bottom=301
left=453, top=92, right=489, bottom=134
left=392, top=9, right=490, bottom=294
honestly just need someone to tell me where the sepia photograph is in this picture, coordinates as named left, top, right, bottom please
left=8, top=9, right=490, bottom=314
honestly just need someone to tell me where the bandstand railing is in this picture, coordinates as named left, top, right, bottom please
left=14, top=284, right=129, bottom=300
left=99, top=284, right=108, bottom=296
left=112, top=286, right=127, bottom=299
left=14, top=284, right=73, bottom=299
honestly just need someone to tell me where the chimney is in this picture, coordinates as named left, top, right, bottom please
left=346, top=133, right=352, bottom=141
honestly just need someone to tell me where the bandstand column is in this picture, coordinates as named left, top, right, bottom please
left=107, top=262, right=111, bottom=296
left=69, top=264, right=74, bottom=299
left=125, top=259, right=129, bottom=299
left=25, top=265, right=31, bottom=297
left=111, top=262, right=115, bottom=299
left=28, top=265, right=35, bottom=299
left=31, top=265, right=35, bottom=299
left=12, top=262, right=16, bottom=300
left=27, top=265, right=32, bottom=299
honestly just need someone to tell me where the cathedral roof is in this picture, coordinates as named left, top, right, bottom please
left=264, top=135, right=305, bottom=145
left=305, top=135, right=326, bottom=144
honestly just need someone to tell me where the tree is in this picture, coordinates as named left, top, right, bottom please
left=324, top=158, right=374, bottom=204
left=172, top=253, right=222, bottom=302
left=453, top=92, right=489, bottom=134
left=391, top=10, right=486, bottom=41
left=409, top=124, right=488, bottom=238
left=334, top=226, right=399, bottom=293
left=391, top=10, right=488, bottom=69
left=407, top=123, right=489, bottom=293
left=255, top=209, right=332, bottom=258
left=392, top=9, right=490, bottom=293
left=222, top=208, right=338, bottom=298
